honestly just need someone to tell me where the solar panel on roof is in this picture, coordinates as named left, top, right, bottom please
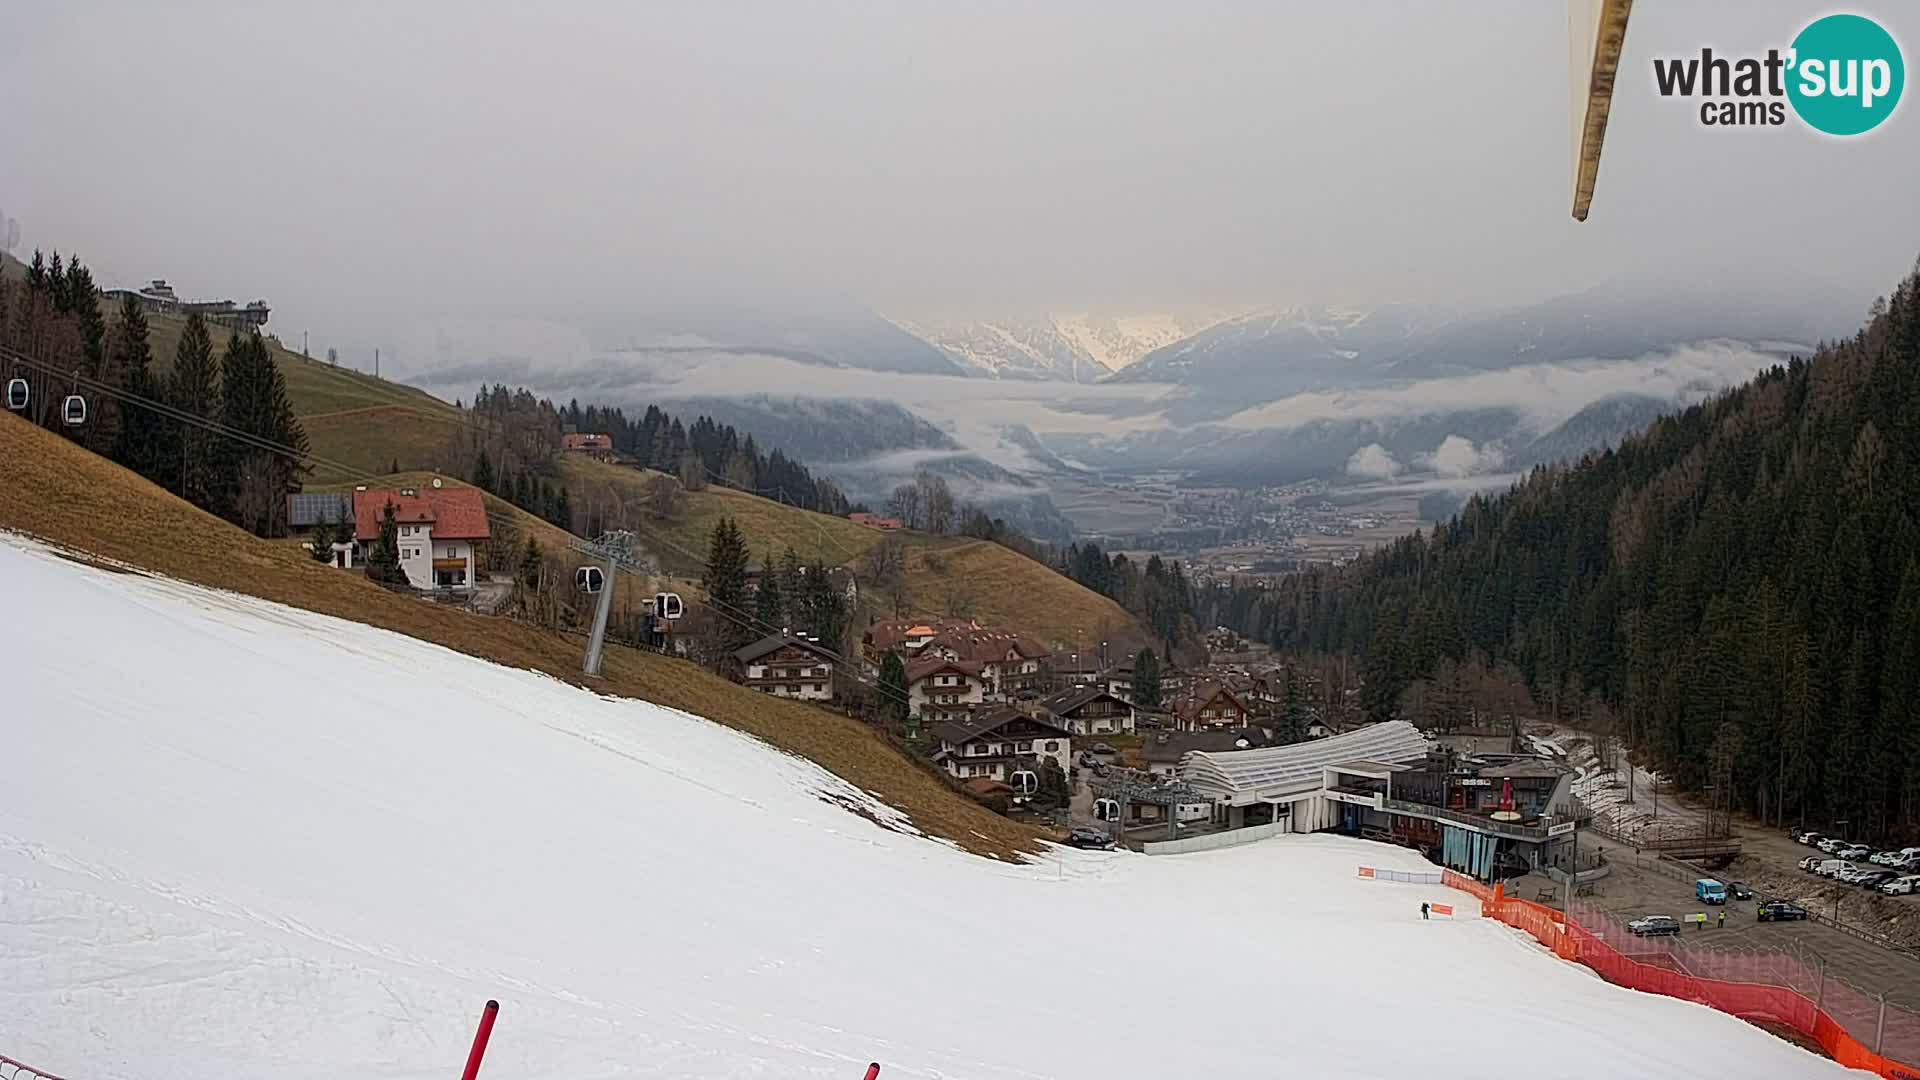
left=287, top=493, right=354, bottom=527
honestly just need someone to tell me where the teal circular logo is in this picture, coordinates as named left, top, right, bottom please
left=1787, top=14, right=1904, bottom=135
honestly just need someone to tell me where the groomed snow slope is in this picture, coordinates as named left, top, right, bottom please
left=0, top=536, right=1850, bottom=1080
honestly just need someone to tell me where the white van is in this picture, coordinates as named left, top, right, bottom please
left=1815, top=858, right=1847, bottom=877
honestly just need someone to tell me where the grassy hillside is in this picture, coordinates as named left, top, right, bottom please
left=311, top=468, right=700, bottom=607
left=558, top=455, right=1148, bottom=650
left=0, top=410, right=1039, bottom=860
left=132, top=311, right=465, bottom=485
left=559, top=456, right=885, bottom=571
left=39, top=286, right=1149, bottom=650
left=853, top=538, right=1145, bottom=650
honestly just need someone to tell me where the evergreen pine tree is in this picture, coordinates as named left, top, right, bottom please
left=877, top=650, right=910, bottom=730
left=364, top=502, right=409, bottom=586
left=703, top=516, right=752, bottom=653
left=214, top=335, right=308, bottom=537
left=1279, top=665, right=1310, bottom=744
left=206, top=332, right=252, bottom=520
left=167, top=313, right=220, bottom=510
left=1132, top=648, right=1163, bottom=708
left=472, top=449, right=495, bottom=493
left=309, top=513, right=337, bottom=562
left=554, top=485, right=573, bottom=531
left=108, top=295, right=169, bottom=483
left=755, top=548, right=787, bottom=631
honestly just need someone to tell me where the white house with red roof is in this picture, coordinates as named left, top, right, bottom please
left=351, top=484, right=490, bottom=591
left=905, top=656, right=988, bottom=722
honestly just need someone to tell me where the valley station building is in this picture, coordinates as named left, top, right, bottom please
left=1174, top=720, right=1579, bottom=880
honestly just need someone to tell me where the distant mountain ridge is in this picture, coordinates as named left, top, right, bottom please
left=892, top=312, right=1224, bottom=381
left=1106, top=303, right=1434, bottom=388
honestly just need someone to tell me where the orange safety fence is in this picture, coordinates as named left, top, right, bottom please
left=1438, top=877, right=1920, bottom=1079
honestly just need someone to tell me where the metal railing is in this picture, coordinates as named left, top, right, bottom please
left=0, top=1054, right=70, bottom=1080
left=1382, top=798, right=1554, bottom=841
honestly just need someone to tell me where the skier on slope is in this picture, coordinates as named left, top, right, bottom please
left=1421, top=902, right=1430, bottom=920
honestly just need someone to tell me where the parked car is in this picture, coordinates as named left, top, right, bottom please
left=1694, top=878, right=1728, bottom=905
left=1837, top=865, right=1875, bottom=884
left=1078, top=752, right=1099, bottom=768
left=1757, top=900, right=1810, bottom=922
left=1814, top=859, right=1848, bottom=877
left=1799, top=855, right=1824, bottom=872
left=1791, top=828, right=1820, bottom=844
left=1065, top=826, right=1115, bottom=850
left=1629, top=914, right=1682, bottom=937
left=1858, top=869, right=1897, bottom=889
left=1091, top=742, right=1117, bottom=756
left=1881, top=875, right=1920, bottom=896
left=1817, top=837, right=1846, bottom=853
left=1838, top=844, right=1872, bottom=860
left=1729, top=881, right=1754, bottom=900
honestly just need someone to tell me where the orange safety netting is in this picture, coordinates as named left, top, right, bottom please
left=1440, top=876, right=1920, bottom=1079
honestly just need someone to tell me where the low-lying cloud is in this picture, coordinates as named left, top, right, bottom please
left=1421, top=435, right=1504, bottom=479
left=1346, top=443, right=1402, bottom=480
left=406, top=329, right=1797, bottom=481
left=1220, top=340, right=1791, bottom=435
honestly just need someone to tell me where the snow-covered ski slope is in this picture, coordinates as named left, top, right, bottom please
left=0, top=536, right=1851, bottom=1079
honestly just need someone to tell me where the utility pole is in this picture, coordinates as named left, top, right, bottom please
left=572, top=530, right=647, bottom=677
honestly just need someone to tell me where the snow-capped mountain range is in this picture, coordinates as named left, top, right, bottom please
left=1106, top=302, right=1435, bottom=388
left=889, top=312, right=1225, bottom=381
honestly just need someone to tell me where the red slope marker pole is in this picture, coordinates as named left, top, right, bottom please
left=863, top=1064, right=881, bottom=1080
left=460, top=999, right=500, bottom=1080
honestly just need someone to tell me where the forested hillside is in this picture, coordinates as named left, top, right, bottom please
left=1253, top=261, right=1920, bottom=840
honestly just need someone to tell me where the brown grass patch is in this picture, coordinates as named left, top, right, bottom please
left=557, top=456, right=886, bottom=575
left=856, top=538, right=1148, bottom=652
left=0, top=412, right=1039, bottom=860
left=558, top=457, right=1150, bottom=649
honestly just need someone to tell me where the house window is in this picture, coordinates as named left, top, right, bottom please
left=1045, top=741, right=1059, bottom=752
left=1017, top=741, right=1032, bottom=752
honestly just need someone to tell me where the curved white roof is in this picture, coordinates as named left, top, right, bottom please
left=1183, top=720, right=1430, bottom=797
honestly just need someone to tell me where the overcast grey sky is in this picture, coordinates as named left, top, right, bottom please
left=2, top=1, right=1916, bottom=343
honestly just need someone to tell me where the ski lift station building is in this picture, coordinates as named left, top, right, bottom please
left=1177, top=720, right=1577, bottom=880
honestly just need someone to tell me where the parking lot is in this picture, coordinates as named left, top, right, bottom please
left=1529, top=834, right=1920, bottom=1012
